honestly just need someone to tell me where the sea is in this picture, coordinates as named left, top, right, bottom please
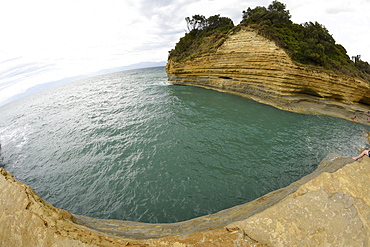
left=0, top=66, right=369, bottom=223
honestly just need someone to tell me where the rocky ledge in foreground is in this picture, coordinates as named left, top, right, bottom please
left=166, top=26, right=370, bottom=125
left=1, top=153, right=369, bottom=246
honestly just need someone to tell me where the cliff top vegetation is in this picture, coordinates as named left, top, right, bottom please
left=168, top=14, right=234, bottom=62
left=168, top=1, right=370, bottom=82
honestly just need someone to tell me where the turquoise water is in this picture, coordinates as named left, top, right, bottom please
left=0, top=66, right=369, bottom=223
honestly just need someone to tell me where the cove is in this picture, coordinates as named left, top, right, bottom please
left=0, top=67, right=369, bottom=224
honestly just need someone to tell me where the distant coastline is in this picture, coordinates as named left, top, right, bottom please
left=0, top=61, right=166, bottom=107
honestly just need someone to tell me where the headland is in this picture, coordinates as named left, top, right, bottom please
left=167, top=26, right=370, bottom=125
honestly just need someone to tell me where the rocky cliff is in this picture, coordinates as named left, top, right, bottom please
left=1, top=153, right=370, bottom=246
left=2, top=26, right=370, bottom=246
left=166, top=26, right=370, bottom=125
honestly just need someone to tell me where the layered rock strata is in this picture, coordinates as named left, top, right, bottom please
left=166, top=26, right=370, bottom=125
left=1, top=153, right=370, bottom=246
left=2, top=27, right=370, bottom=246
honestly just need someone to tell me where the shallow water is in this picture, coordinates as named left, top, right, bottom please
left=0, top=66, right=369, bottom=223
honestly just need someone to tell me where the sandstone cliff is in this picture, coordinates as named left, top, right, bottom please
left=2, top=26, right=370, bottom=247
left=166, top=26, right=370, bottom=125
left=1, top=153, right=369, bottom=246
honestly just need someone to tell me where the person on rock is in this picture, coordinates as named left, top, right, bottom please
left=352, top=149, right=370, bottom=161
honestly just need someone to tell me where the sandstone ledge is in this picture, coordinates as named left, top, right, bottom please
left=1, top=153, right=370, bottom=246
left=166, top=26, right=370, bottom=125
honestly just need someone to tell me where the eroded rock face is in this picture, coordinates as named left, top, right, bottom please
left=166, top=26, right=370, bottom=125
left=227, top=157, right=370, bottom=246
left=2, top=28, right=370, bottom=244
left=1, top=155, right=369, bottom=246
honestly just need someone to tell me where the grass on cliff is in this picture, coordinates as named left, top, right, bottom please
left=168, top=14, right=234, bottom=62
left=168, top=1, right=370, bottom=83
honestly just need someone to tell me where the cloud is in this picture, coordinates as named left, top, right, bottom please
left=0, top=0, right=369, bottom=106
left=0, top=58, right=55, bottom=85
left=0, top=62, right=53, bottom=83
left=325, top=6, right=354, bottom=14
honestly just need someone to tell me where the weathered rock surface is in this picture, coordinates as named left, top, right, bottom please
left=1, top=154, right=369, bottom=246
left=2, top=27, right=370, bottom=246
left=166, top=26, right=370, bottom=125
left=227, top=156, right=370, bottom=246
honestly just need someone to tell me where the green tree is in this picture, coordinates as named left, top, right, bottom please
left=169, top=14, right=234, bottom=61
left=170, top=0, right=370, bottom=81
left=241, top=1, right=291, bottom=27
left=206, top=14, right=234, bottom=30
left=185, top=15, right=206, bottom=32
left=239, top=1, right=369, bottom=80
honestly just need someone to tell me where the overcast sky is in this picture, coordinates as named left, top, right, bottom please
left=0, top=0, right=369, bottom=106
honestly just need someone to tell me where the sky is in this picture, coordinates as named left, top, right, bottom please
left=0, top=0, right=369, bottom=106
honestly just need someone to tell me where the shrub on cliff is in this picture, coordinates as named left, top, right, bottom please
left=240, top=1, right=370, bottom=81
left=168, top=14, right=234, bottom=62
left=354, top=56, right=370, bottom=75
left=169, top=1, right=370, bottom=82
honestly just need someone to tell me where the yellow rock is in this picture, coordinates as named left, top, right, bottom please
left=2, top=27, right=370, bottom=246
left=226, top=157, right=370, bottom=246
left=167, top=26, right=370, bottom=125
left=1, top=155, right=369, bottom=246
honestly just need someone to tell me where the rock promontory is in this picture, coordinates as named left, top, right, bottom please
left=166, top=26, right=370, bottom=125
